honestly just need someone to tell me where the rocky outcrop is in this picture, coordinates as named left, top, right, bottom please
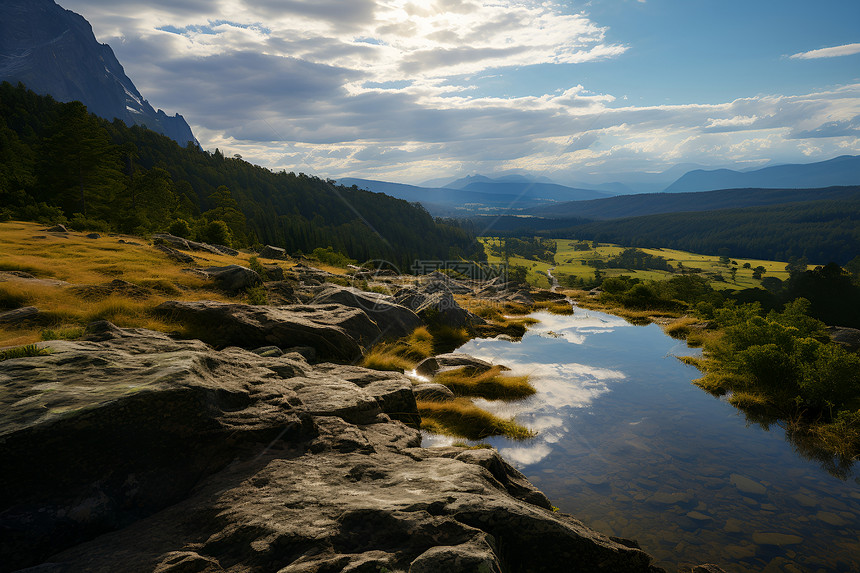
left=0, top=322, right=664, bottom=573
left=258, top=244, right=288, bottom=260
left=0, top=306, right=39, bottom=325
left=395, top=286, right=485, bottom=328
left=827, top=326, right=860, bottom=353
left=415, top=352, right=504, bottom=377
left=0, top=0, right=196, bottom=146
left=188, top=265, right=262, bottom=292
left=154, top=244, right=195, bottom=265
left=154, top=300, right=381, bottom=361
left=313, top=284, right=423, bottom=339
left=152, top=234, right=237, bottom=256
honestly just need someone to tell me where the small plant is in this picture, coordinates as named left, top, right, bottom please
left=40, top=327, right=84, bottom=341
left=0, top=344, right=50, bottom=361
left=247, top=256, right=268, bottom=281
left=246, top=285, right=268, bottom=305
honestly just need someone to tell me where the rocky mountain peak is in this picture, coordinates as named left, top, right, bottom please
left=0, top=0, right=197, bottom=146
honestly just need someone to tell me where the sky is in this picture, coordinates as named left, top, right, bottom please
left=60, top=0, right=860, bottom=186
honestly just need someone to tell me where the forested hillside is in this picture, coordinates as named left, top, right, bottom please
left=0, top=82, right=482, bottom=267
left=547, top=199, right=860, bottom=264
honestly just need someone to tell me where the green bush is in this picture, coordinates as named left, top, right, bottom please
left=168, top=218, right=192, bottom=238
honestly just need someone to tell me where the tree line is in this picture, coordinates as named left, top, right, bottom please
left=0, top=82, right=485, bottom=268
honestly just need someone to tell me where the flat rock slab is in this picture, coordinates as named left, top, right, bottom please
left=730, top=473, right=767, bottom=496
left=0, top=306, right=39, bottom=325
left=0, top=323, right=665, bottom=573
left=154, top=300, right=381, bottom=361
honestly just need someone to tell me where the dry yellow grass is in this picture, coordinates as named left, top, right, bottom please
left=433, top=366, right=535, bottom=401
left=0, top=221, right=245, bottom=346
left=417, top=398, right=535, bottom=440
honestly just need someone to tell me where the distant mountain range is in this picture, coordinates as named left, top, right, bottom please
left=663, top=155, right=860, bottom=193
left=338, top=175, right=611, bottom=216
left=526, top=186, right=860, bottom=220
left=0, top=0, right=196, bottom=146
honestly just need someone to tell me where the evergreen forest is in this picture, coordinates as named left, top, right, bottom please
left=0, top=82, right=484, bottom=269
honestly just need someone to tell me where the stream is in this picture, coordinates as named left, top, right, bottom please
left=422, top=305, right=860, bottom=572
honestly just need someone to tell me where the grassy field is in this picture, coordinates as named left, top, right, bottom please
left=0, top=221, right=308, bottom=347
left=481, top=237, right=800, bottom=290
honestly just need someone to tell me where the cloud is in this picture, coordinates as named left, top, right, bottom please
left=789, top=43, right=860, bottom=60
left=56, top=1, right=860, bottom=183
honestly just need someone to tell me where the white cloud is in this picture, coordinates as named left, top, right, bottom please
left=56, top=1, right=860, bottom=183
left=789, top=42, right=860, bottom=60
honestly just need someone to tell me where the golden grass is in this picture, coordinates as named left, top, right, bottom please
left=534, top=299, right=574, bottom=315
left=434, top=366, right=535, bottom=401
left=728, top=391, right=772, bottom=410
left=663, top=317, right=699, bottom=339
left=0, top=221, right=244, bottom=346
left=417, top=398, right=535, bottom=440
left=359, top=326, right=435, bottom=371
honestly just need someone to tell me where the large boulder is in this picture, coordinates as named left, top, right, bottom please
left=195, top=265, right=262, bottom=292
left=395, top=287, right=485, bottom=328
left=420, top=270, right=474, bottom=295
left=312, top=284, right=423, bottom=339
left=154, top=300, right=381, bottom=361
left=258, top=244, right=288, bottom=260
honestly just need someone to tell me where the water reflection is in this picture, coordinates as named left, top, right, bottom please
left=423, top=306, right=860, bottom=572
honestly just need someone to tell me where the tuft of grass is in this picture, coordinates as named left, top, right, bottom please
left=502, top=302, right=534, bottom=315
left=428, top=324, right=470, bottom=354
left=361, top=350, right=416, bottom=372
left=0, top=284, right=29, bottom=310
left=0, top=343, right=50, bottom=361
left=677, top=355, right=704, bottom=369
left=417, top=398, right=535, bottom=440
left=534, top=300, right=574, bottom=315
left=728, top=391, right=771, bottom=411
left=663, top=317, right=699, bottom=340
left=434, top=366, right=536, bottom=401
left=40, top=327, right=84, bottom=341
left=360, top=326, right=435, bottom=371
left=452, top=442, right=494, bottom=450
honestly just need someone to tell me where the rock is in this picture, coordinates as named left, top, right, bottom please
left=413, top=383, right=456, bottom=402
left=261, top=263, right=285, bottom=281
left=0, top=306, right=39, bottom=325
left=420, top=271, right=474, bottom=295
left=258, top=244, right=288, bottom=260
left=67, top=279, right=152, bottom=300
left=0, top=323, right=664, bottom=573
left=730, top=473, right=767, bottom=495
left=690, top=566, right=728, bottom=573
left=152, top=233, right=225, bottom=256
left=414, top=353, right=501, bottom=377
left=815, top=510, right=850, bottom=527
left=210, top=244, right=239, bottom=256
left=313, top=285, right=423, bottom=339
left=752, top=532, right=804, bottom=546
left=45, top=224, right=68, bottom=233
left=395, top=287, right=485, bottom=328
left=85, top=233, right=101, bottom=239
left=265, top=280, right=300, bottom=305
left=250, top=345, right=283, bottom=357
left=154, top=300, right=381, bottom=361
left=154, top=244, right=195, bottom=264
left=195, top=265, right=262, bottom=292
left=685, top=511, right=712, bottom=521
left=648, top=491, right=692, bottom=505
left=117, top=239, right=142, bottom=246
left=827, top=326, right=860, bottom=352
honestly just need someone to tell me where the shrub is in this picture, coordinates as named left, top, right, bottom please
left=168, top=218, right=192, bottom=238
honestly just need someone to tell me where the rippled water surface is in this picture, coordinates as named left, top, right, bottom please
left=424, top=307, right=860, bottom=572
